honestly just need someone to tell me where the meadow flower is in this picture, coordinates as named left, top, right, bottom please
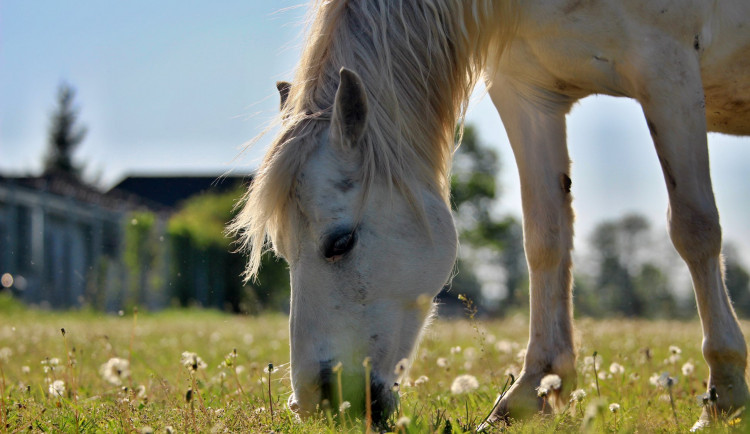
left=609, top=362, right=625, bottom=375
left=181, top=351, right=207, bottom=372
left=0, top=346, right=12, bottom=362
left=436, top=357, right=449, bottom=368
left=495, top=340, right=514, bottom=354
left=450, top=346, right=462, bottom=354
left=537, top=374, right=562, bottom=397
left=651, top=372, right=677, bottom=388
left=682, top=361, right=695, bottom=376
left=609, top=403, right=620, bottom=413
left=668, top=345, right=682, bottom=363
left=48, top=379, right=65, bottom=397
left=21, top=365, right=30, bottom=374
left=583, top=354, right=603, bottom=371
left=339, top=401, right=351, bottom=412
left=414, top=375, right=429, bottom=386
left=394, top=358, right=409, bottom=375
left=450, top=374, right=479, bottom=394
left=396, top=416, right=411, bottom=428
left=100, top=357, right=131, bottom=386
left=134, top=385, right=147, bottom=400
left=570, top=388, right=587, bottom=402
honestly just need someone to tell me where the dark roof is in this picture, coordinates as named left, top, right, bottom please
left=0, top=173, right=170, bottom=213
left=109, top=174, right=251, bottom=209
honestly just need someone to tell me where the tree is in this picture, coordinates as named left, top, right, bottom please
left=44, top=82, right=87, bottom=178
left=447, top=125, right=527, bottom=314
left=724, top=244, right=750, bottom=318
left=583, top=213, right=679, bottom=318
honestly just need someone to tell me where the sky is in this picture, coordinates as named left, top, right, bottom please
left=2, top=2, right=750, bottom=262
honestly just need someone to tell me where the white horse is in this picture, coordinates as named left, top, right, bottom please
left=232, top=0, right=750, bottom=426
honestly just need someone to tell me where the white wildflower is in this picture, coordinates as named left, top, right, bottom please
left=609, top=362, right=625, bottom=375
left=48, top=379, right=65, bottom=397
left=570, top=388, right=587, bottom=402
left=136, top=384, right=147, bottom=399
left=450, top=346, right=462, bottom=355
left=181, top=351, right=207, bottom=372
left=495, top=340, right=514, bottom=354
left=0, top=347, right=12, bottom=362
left=22, top=365, right=30, bottom=374
left=668, top=346, right=682, bottom=363
left=540, top=374, right=562, bottom=391
left=396, top=416, right=411, bottom=428
left=537, top=374, right=562, bottom=397
left=414, top=375, right=429, bottom=386
left=609, top=403, right=620, bottom=413
left=682, top=362, right=695, bottom=376
left=450, top=374, right=479, bottom=394
left=436, top=357, right=449, bottom=368
left=339, top=401, right=351, bottom=412
left=100, top=357, right=131, bottom=386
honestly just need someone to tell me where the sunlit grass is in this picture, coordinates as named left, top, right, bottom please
left=0, top=297, right=747, bottom=432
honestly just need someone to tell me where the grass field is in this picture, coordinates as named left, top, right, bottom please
left=0, top=294, right=747, bottom=433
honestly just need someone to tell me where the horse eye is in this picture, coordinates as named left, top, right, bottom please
left=324, top=231, right=356, bottom=261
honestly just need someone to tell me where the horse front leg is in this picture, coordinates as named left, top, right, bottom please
left=636, top=49, right=750, bottom=424
left=485, top=81, right=577, bottom=424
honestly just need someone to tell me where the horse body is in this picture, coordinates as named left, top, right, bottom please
left=235, top=0, right=750, bottom=425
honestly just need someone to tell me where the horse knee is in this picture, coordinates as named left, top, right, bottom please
left=703, top=337, right=748, bottom=371
left=524, top=226, right=569, bottom=270
left=667, top=202, right=721, bottom=263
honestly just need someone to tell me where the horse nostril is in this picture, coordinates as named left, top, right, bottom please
left=318, top=362, right=334, bottom=405
left=287, top=394, right=300, bottom=413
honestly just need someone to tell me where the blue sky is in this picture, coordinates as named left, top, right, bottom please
left=2, top=2, right=750, bottom=262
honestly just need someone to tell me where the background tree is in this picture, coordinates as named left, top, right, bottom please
left=724, top=244, right=750, bottom=318
left=447, top=125, right=527, bottom=314
left=579, top=213, right=679, bottom=318
left=43, top=82, right=87, bottom=178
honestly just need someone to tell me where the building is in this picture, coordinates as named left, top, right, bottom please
left=0, top=172, right=249, bottom=310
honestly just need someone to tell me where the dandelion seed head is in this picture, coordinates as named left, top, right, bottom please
left=436, top=357, right=449, bottom=368
left=48, top=379, right=65, bottom=397
left=181, top=351, right=207, bottom=372
left=100, top=357, right=131, bottom=386
left=450, top=346, right=462, bottom=355
left=21, top=365, right=30, bottom=374
left=570, top=389, right=587, bottom=402
left=450, top=374, right=479, bottom=394
left=682, top=362, right=695, bottom=376
left=414, top=375, right=429, bottom=386
left=609, top=362, right=625, bottom=375
left=339, top=401, right=351, bottom=412
left=609, top=403, right=620, bottom=413
left=0, top=347, right=12, bottom=362
left=396, top=416, right=411, bottom=427
left=540, top=374, right=562, bottom=391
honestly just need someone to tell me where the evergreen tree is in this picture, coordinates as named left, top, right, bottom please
left=43, top=82, right=87, bottom=178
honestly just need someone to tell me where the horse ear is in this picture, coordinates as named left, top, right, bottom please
left=332, top=68, right=368, bottom=146
left=276, top=81, right=291, bottom=110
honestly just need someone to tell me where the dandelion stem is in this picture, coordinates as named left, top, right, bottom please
left=364, top=357, right=373, bottom=434
left=267, top=363, right=274, bottom=424
left=592, top=351, right=601, bottom=398
left=0, top=362, right=6, bottom=430
left=668, top=385, right=679, bottom=428
left=128, top=307, right=138, bottom=392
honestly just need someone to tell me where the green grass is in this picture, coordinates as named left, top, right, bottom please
left=0, top=300, right=747, bottom=433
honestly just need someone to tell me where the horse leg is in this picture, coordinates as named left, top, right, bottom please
left=485, top=80, right=576, bottom=423
left=637, top=50, right=750, bottom=420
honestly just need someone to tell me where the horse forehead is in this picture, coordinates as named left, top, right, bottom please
left=296, top=143, right=358, bottom=217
